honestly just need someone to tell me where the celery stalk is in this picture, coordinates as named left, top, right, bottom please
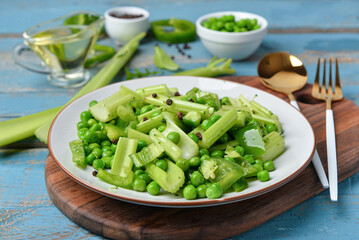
left=136, top=114, right=164, bottom=133
left=199, top=108, right=237, bottom=149
left=0, top=106, right=61, bottom=147
left=146, top=159, right=185, bottom=193
left=111, top=138, right=137, bottom=177
left=173, top=57, right=235, bottom=77
left=31, top=32, right=146, bottom=144
left=127, top=128, right=153, bottom=145
left=136, top=84, right=172, bottom=97
left=149, top=128, right=183, bottom=162
left=130, top=143, right=164, bottom=167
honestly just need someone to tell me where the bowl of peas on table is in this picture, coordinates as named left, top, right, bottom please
left=196, top=11, right=267, bottom=60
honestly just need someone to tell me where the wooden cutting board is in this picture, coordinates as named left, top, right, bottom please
left=45, top=76, right=359, bottom=240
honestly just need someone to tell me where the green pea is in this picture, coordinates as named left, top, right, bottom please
left=138, top=173, right=152, bottom=184
left=263, top=160, right=275, bottom=171
left=220, top=96, right=231, bottom=105
left=266, top=124, right=277, bottom=133
left=137, top=140, right=147, bottom=152
left=167, top=132, right=180, bottom=144
left=181, top=96, right=189, bottom=101
left=84, top=145, right=91, bottom=156
left=78, top=128, right=88, bottom=140
left=89, top=100, right=98, bottom=107
left=85, top=153, right=96, bottom=165
left=201, top=119, right=211, bottom=130
left=244, top=154, right=255, bottom=164
left=102, top=150, right=113, bottom=158
left=197, top=97, right=205, bottom=104
left=183, top=185, right=197, bottom=200
left=101, top=146, right=112, bottom=152
left=215, top=21, right=224, bottom=30
left=202, top=21, right=210, bottom=28
left=102, top=156, right=112, bottom=169
left=252, top=25, right=261, bottom=30
left=134, top=169, right=145, bottom=178
left=89, top=143, right=101, bottom=151
left=211, top=150, right=225, bottom=158
left=158, top=124, right=167, bottom=132
left=84, top=131, right=99, bottom=143
left=190, top=171, right=205, bottom=187
left=80, top=111, right=92, bottom=123
left=227, top=15, right=235, bottom=22
left=93, top=159, right=104, bottom=170
left=208, top=17, right=217, bottom=23
left=224, top=22, right=234, bottom=31
left=77, top=121, right=89, bottom=130
left=206, top=183, right=223, bottom=199
left=133, top=178, right=146, bottom=192
left=140, top=105, right=152, bottom=114
left=87, top=118, right=97, bottom=127
left=89, top=123, right=102, bottom=132
left=97, top=131, right=108, bottom=141
left=253, top=163, right=263, bottom=171
left=189, top=157, right=201, bottom=168
left=255, top=159, right=263, bottom=166
left=207, top=100, right=217, bottom=109
left=236, top=19, right=246, bottom=28
left=199, top=148, right=209, bottom=157
left=101, top=140, right=111, bottom=147
left=92, top=148, right=102, bottom=159
left=176, top=159, right=190, bottom=172
left=257, top=170, right=270, bottom=182
left=209, top=115, right=221, bottom=125
left=147, top=181, right=161, bottom=195
left=200, top=154, right=210, bottom=161
left=235, top=146, right=244, bottom=156
left=218, top=133, right=229, bottom=144
left=111, top=144, right=117, bottom=153
left=224, top=157, right=235, bottom=163
left=188, top=133, right=199, bottom=143
left=155, top=159, right=168, bottom=171
left=197, top=184, right=207, bottom=198
left=135, top=108, right=141, bottom=116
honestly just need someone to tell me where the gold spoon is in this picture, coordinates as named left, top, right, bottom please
left=258, top=52, right=329, bottom=188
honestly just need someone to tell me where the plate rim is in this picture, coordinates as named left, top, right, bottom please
left=48, top=76, right=316, bottom=208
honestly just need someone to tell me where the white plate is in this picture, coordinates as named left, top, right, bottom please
left=49, top=76, right=315, bottom=208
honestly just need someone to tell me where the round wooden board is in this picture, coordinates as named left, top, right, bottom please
left=45, top=76, right=359, bottom=240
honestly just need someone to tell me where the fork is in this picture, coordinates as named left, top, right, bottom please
left=312, top=58, right=343, bottom=202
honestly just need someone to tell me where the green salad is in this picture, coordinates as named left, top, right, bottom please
left=69, top=84, right=285, bottom=200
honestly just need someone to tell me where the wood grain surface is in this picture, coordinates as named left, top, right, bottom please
left=44, top=76, right=359, bottom=240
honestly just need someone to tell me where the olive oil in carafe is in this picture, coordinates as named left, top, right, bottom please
left=28, top=25, right=97, bottom=73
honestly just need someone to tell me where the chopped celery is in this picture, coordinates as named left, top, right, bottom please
left=105, top=124, right=126, bottom=141
left=162, top=112, right=199, bottom=159
left=149, top=128, right=183, bottom=161
left=69, top=139, right=86, bottom=168
left=258, top=131, right=285, bottom=161
left=199, top=158, right=218, bottom=180
left=224, top=145, right=243, bottom=159
left=208, top=139, right=239, bottom=152
left=130, top=143, right=164, bottom=167
left=199, top=108, right=237, bottom=149
left=146, top=159, right=185, bottom=193
left=182, top=111, right=201, bottom=128
left=111, top=138, right=137, bottom=177
left=235, top=111, right=252, bottom=128
left=97, top=168, right=133, bottom=188
left=136, top=84, right=173, bottom=97
left=136, top=114, right=164, bottom=133
left=89, top=92, right=135, bottom=122
left=127, top=128, right=153, bottom=145
left=117, top=104, right=136, bottom=122
left=137, top=107, right=163, bottom=122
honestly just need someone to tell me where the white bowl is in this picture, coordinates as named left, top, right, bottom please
left=196, top=11, right=268, bottom=60
left=104, top=6, right=150, bottom=45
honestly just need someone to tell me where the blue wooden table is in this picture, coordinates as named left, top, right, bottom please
left=1, top=1, right=359, bottom=239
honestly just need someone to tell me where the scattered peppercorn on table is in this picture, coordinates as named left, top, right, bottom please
left=1, top=1, right=359, bottom=239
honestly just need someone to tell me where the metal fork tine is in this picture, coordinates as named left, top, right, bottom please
left=335, top=58, right=343, bottom=96
left=328, top=59, right=333, bottom=94
left=321, top=59, right=327, bottom=94
left=313, top=58, right=321, bottom=96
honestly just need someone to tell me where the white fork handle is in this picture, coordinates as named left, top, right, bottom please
left=326, top=109, right=338, bottom=201
left=290, top=100, right=329, bottom=188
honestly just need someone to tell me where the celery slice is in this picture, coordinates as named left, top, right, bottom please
left=136, top=84, right=173, bottom=97
left=97, top=168, right=133, bottom=188
left=162, top=112, right=199, bottom=159
left=136, top=114, right=164, bottom=133
left=129, top=143, right=164, bottom=167
left=117, top=104, right=136, bottom=122
left=127, top=128, right=153, bottom=145
left=258, top=131, right=285, bottom=161
left=149, top=128, right=183, bottom=162
left=199, top=108, right=237, bottom=149
left=111, top=138, right=137, bottom=177
left=146, top=159, right=185, bottom=193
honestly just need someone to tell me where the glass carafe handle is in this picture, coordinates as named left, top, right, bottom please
left=12, top=42, right=51, bottom=74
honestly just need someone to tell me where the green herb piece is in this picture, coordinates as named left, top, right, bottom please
left=125, top=68, right=161, bottom=80
left=154, top=45, right=180, bottom=71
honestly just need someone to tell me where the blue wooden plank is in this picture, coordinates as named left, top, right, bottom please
left=2, top=0, right=359, bottom=34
